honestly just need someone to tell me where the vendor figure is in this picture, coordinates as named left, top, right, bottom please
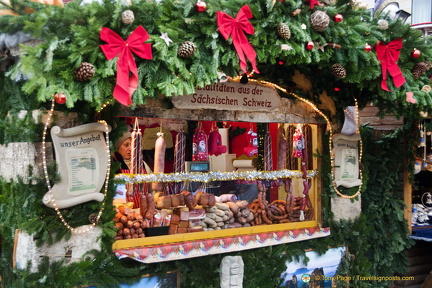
left=113, top=132, right=151, bottom=203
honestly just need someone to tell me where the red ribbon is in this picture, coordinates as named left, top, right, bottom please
left=100, top=26, right=152, bottom=106
left=217, top=5, right=260, bottom=74
left=375, top=38, right=406, bottom=91
left=307, top=0, right=320, bottom=9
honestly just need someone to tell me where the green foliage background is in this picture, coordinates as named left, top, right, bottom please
left=0, top=0, right=428, bottom=286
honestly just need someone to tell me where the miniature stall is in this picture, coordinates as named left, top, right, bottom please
left=110, top=79, right=331, bottom=263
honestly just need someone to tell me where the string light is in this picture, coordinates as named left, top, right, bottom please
left=42, top=98, right=111, bottom=234
left=230, top=77, right=363, bottom=199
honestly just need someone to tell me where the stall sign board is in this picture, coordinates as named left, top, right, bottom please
left=172, top=81, right=281, bottom=112
left=42, top=122, right=111, bottom=209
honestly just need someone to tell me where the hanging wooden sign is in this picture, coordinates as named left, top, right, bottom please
left=42, top=123, right=111, bottom=209
left=171, top=81, right=281, bottom=112
left=332, top=133, right=362, bottom=188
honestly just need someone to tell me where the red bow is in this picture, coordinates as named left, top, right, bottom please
left=100, top=26, right=152, bottom=106
left=217, top=5, right=260, bottom=74
left=375, top=38, right=406, bottom=91
left=307, top=0, right=320, bottom=9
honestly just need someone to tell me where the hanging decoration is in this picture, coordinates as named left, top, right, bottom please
left=243, top=127, right=258, bottom=157
left=160, top=32, right=173, bottom=46
left=192, top=123, right=209, bottom=161
left=277, top=125, right=288, bottom=187
left=291, top=124, right=312, bottom=221
left=128, top=118, right=147, bottom=208
left=208, top=125, right=227, bottom=156
left=306, top=41, right=314, bottom=50
left=263, top=131, right=274, bottom=188
left=195, top=1, right=207, bottom=12
left=364, top=44, right=372, bottom=52
left=411, top=48, right=421, bottom=58
left=375, top=38, right=406, bottom=91
left=217, top=5, right=260, bottom=74
left=292, top=125, right=305, bottom=158
left=334, top=14, right=343, bottom=22
left=341, top=106, right=357, bottom=136
left=406, top=92, right=416, bottom=104
left=121, top=10, right=135, bottom=25
left=54, top=92, right=66, bottom=104
left=99, top=25, right=153, bottom=106
left=173, top=130, right=186, bottom=194
left=310, top=10, right=330, bottom=32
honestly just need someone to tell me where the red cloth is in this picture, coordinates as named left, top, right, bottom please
left=217, top=5, right=260, bottom=74
left=100, top=26, right=152, bottom=106
left=375, top=38, right=406, bottom=91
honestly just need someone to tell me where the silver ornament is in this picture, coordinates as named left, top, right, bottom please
left=121, top=10, right=135, bottom=25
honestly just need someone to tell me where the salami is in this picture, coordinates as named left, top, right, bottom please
left=152, top=131, right=166, bottom=192
left=173, top=131, right=186, bottom=194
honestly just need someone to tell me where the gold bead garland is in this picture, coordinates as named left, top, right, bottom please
left=42, top=98, right=111, bottom=234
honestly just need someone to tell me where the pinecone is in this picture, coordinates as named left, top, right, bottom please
left=377, top=19, right=388, bottom=30
left=178, top=41, right=196, bottom=58
left=74, top=62, right=95, bottom=82
left=276, top=23, right=291, bottom=40
left=311, top=11, right=330, bottom=32
left=413, top=62, right=427, bottom=79
left=331, top=64, right=346, bottom=78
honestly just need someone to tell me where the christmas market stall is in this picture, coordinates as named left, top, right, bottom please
left=1, top=0, right=432, bottom=287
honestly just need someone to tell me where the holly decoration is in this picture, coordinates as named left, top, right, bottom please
left=74, top=62, right=95, bottom=82
left=331, top=64, right=346, bottom=78
left=334, top=14, right=343, bottom=23
left=276, top=23, right=291, bottom=40
left=55, top=93, right=66, bottom=104
left=178, top=41, right=196, bottom=58
left=196, top=1, right=207, bottom=12
left=411, top=48, right=421, bottom=58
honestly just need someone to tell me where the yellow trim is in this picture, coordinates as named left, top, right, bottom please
left=113, top=221, right=317, bottom=250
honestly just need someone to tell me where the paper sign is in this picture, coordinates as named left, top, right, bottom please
left=43, top=122, right=111, bottom=209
